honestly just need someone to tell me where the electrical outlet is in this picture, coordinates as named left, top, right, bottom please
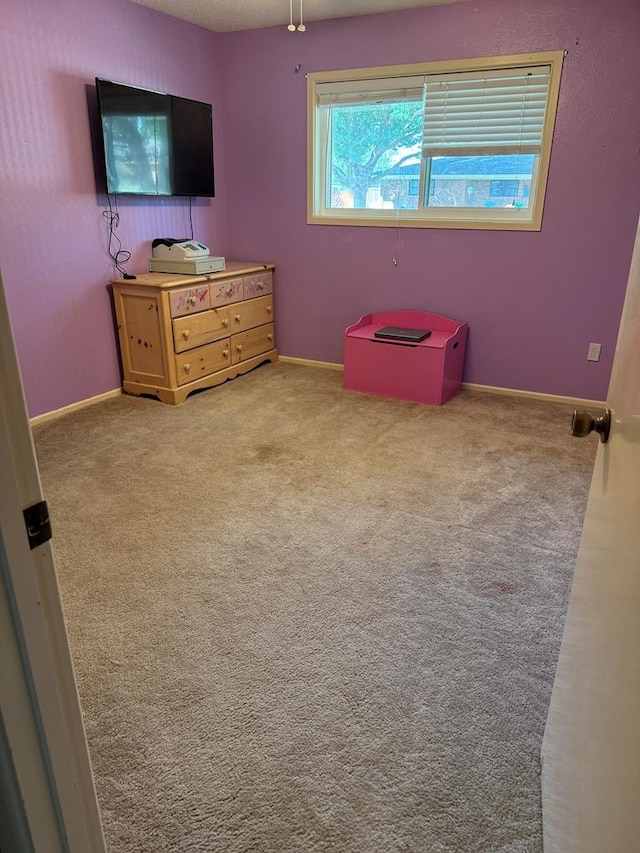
left=587, top=342, right=602, bottom=362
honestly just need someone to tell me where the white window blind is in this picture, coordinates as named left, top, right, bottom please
left=316, top=76, right=425, bottom=107
left=422, top=65, right=552, bottom=158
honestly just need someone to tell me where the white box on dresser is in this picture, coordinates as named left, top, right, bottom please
left=111, top=262, right=277, bottom=405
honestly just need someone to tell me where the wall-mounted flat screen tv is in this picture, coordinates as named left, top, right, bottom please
left=95, top=78, right=215, bottom=197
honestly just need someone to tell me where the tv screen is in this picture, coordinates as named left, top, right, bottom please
left=95, top=78, right=215, bottom=197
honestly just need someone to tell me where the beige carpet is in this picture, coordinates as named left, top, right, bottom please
left=33, top=363, right=596, bottom=853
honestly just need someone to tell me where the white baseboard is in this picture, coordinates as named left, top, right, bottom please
left=462, top=382, right=605, bottom=409
left=278, top=356, right=605, bottom=408
left=30, top=368, right=604, bottom=426
left=30, top=389, right=122, bottom=427
left=279, top=356, right=343, bottom=372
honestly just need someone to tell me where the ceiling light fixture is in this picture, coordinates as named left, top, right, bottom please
left=287, top=0, right=306, bottom=32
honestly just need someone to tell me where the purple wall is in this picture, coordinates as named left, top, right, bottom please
left=1, top=0, right=639, bottom=416
left=220, top=0, right=640, bottom=401
left=0, top=0, right=227, bottom=417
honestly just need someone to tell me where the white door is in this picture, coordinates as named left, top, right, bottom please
left=0, top=270, right=106, bottom=852
left=542, top=216, right=640, bottom=851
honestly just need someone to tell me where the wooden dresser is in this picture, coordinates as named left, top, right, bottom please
left=111, top=261, right=277, bottom=405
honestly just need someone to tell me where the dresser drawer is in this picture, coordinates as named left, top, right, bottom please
left=243, top=270, right=272, bottom=300
left=175, top=338, right=231, bottom=385
left=210, top=277, right=243, bottom=308
left=229, top=295, right=273, bottom=334
left=169, top=285, right=210, bottom=318
left=172, top=307, right=230, bottom=353
left=231, top=323, right=275, bottom=364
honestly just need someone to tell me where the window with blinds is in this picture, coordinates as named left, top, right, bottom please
left=307, top=52, right=564, bottom=230
left=422, top=67, right=551, bottom=158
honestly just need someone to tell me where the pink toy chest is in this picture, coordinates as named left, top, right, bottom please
left=343, top=310, right=468, bottom=405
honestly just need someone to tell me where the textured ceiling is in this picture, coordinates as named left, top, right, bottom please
left=128, top=0, right=464, bottom=34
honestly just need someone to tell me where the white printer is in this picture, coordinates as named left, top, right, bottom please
left=149, top=239, right=225, bottom=275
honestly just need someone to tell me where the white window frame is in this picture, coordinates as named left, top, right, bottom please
left=307, top=51, right=564, bottom=231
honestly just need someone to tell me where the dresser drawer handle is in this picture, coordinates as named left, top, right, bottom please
left=267, top=333, right=273, bottom=341
left=183, top=363, right=191, bottom=373
left=226, top=286, right=234, bottom=296
left=188, top=295, right=197, bottom=306
left=257, top=282, right=264, bottom=290
left=182, top=330, right=190, bottom=340
left=266, top=305, right=272, bottom=313
left=236, top=344, right=243, bottom=352
left=222, top=349, right=229, bottom=358
left=234, top=314, right=241, bottom=322
left=222, top=318, right=229, bottom=327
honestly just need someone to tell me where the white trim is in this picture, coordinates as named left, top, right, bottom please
left=279, top=356, right=344, bottom=371
left=279, top=357, right=605, bottom=407
left=462, top=382, right=605, bottom=408
left=30, top=389, right=122, bottom=427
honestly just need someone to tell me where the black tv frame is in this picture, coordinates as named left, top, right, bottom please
left=94, top=77, right=215, bottom=198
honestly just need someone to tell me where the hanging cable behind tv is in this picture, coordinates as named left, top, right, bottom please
left=102, top=195, right=131, bottom=277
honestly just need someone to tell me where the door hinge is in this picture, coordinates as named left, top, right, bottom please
left=23, top=500, right=52, bottom=550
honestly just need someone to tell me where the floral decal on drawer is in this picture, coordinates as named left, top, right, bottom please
left=243, top=272, right=273, bottom=300
left=170, top=286, right=210, bottom=317
left=211, top=278, right=243, bottom=306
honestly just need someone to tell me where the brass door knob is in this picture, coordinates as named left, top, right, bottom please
left=571, top=409, right=611, bottom=443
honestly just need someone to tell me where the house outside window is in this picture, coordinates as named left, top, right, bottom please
left=490, top=180, right=519, bottom=198
left=307, top=51, right=564, bottom=230
left=408, top=178, right=435, bottom=197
